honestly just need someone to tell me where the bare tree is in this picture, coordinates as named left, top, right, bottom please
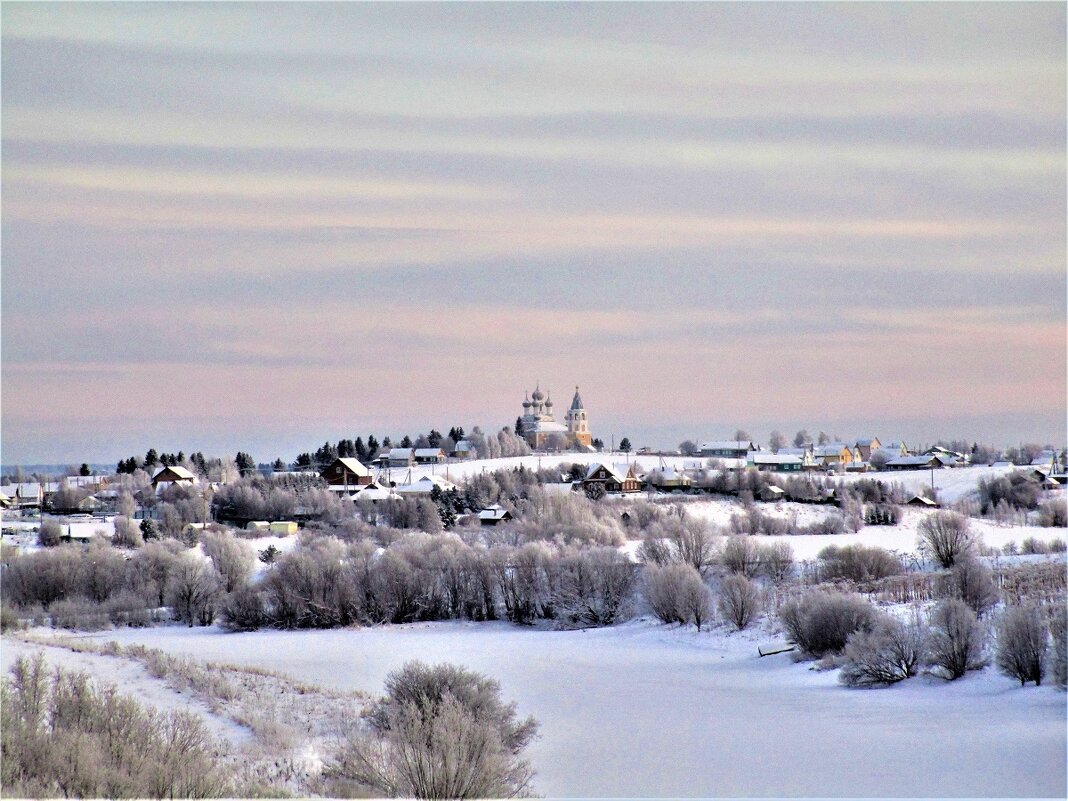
left=642, top=563, right=710, bottom=629
left=165, top=557, right=223, bottom=626
left=37, top=521, right=62, bottom=548
left=717, top=574, right=761, bottom=630
left=927, top=599, right=987, bottom=680
left=939, top=557, right=998, bottom=618
left=720, top=536, right=760, bottom=578
left=995, top=604, right=1048, bottom=686
left=918, top=511, right=975, bottom=568
left=768, top=430, right=786, bottom=452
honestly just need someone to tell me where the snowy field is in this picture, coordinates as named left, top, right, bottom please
left=24, top=618, right=1060, bottom=798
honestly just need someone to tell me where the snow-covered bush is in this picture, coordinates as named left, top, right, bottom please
left=326, top=661, right=538, bottom=799
left=111, top=515, right=144, bottom=548
left=637, top=515, right=718, bottom=575
left=165, top=555, right=223, bottom=627
left=817, top=544, right=901, bottom=583
left=839, top=615, right=925, bottom=687
left=918, top=511, right=975, bottom=568
left=995, top=604, right=1048, bottom=686
left=720, top=536, right=760, bottom=578
left=200, top=529, right=255, bottom=593
left=1, top=655, right=229, bottom=798
left=1049, top=602, right=1067, bottom=688
left=926, top=599, right=987, bottom=680
left=779, top=592, right=877, bottom=657
left=1036, top=498, right=1067, bottom=528
left=717, top=574, right=761, bottom=631
left=643, top=563, right=711, bottom=630
left=554, top=546, right=636, bottom=627
left=936, top=557, right=998, bottom=618
left=36, top=521, right=62, bottom=548
left=757, top=541, right=794, bottom=583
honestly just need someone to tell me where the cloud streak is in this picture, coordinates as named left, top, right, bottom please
left=1, top=2, right=1064, bottom=462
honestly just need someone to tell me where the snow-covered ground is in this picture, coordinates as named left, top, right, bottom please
left=37, top=617, right=1064, bottom=798
left=677, top=500, right=1066, bottom=560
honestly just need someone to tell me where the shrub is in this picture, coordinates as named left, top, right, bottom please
left=326, top=661, right=538, bottom=799
left=37, top=521, right=62, bottom=548
left=938, top=557, right=998, bottom=618
left=1, top=655, right=229, bottom=798
left=110, top=516, right=144, bottom=548
left=165, top=557, right=223, bottom=626
left=995, top=604, right=1048, bottom=686
left=200, top=530, right=255, bottom=593
left=1036, top=498, right=1067, bottom=528
left=219, top=585, right=269, bottom=632
left=720, top=536, right=760, bottom=578
left=643, top=563, right=708, bottom=627
left=757, top=541, right=794, bottom=583
left=779, top=592, right=877, bottom=656
left=1050, top=602, right=1067, bottom=689
left=817, top=544, right=902, bottom=583
left=717, top=574, right=761, bottom=631
left=927, top=599, right=986, bottom=680
left=839, top=615, right=925, bottom=687
left=553, top=546, right=636, bottom=627
left=918, top=511, right=974, bottom=568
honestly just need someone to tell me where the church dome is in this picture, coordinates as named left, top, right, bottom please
left=570, top=386, right=584, bottom=411
left=532, top=387, right=545, bottom=402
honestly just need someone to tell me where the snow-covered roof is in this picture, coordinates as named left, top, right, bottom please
left=855, top=438, right=880, bottom=447
left=886, top=455, right=940, bottom=467
left=775, top=447, right=811, bottom=456
left=699, top=440, right=754, bottom=451
left=387, top=448, right=414, bottom=459
left=152, top=465, right=196, bottom=482
left=334, top=457, right=371, bottom=476
left=452, top=440, right=473, bottom=451
left=527, top=420, right=568, bottom=433
left=813, top=443, right=851, bottom=457
left=395, top=474, right=458, bottom=494
left=752, top=453, right=803, bottom=466
left=584, top=462, right=629, bottom=482
left=478, top=504, right=512, bottom=521
left=414, top=448, right=445, bottom=458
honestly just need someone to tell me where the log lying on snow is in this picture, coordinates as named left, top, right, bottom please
left=758, top=642, right=796, bottom=657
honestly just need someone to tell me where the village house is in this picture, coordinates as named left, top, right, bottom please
left=749, top=452, right=809, bottom=473
left=386, top=448, right=415, bottom=468
left=645, top=466, right=694, bottom=492
left=579, top=462, right=643, bottom=495
left=699, top=440, right=756, bottom=459
left=478, top=504, right=513, bottom=526
left=450, top=439, right=475, bottom=459
left=885, top=454, right=957, bottom=470
left=151, top=465, right=198, bottom=492
left=854, top=437, right=882, bottom=462
left=812, top=443, right=859, bottom=469
left=414, top=448, right=446, bottom=464
left=320, top=457, right=373, bottom=493
left=395, top=474, right=459, bottom=496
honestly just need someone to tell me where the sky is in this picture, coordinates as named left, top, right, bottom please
left=2, top=2, right=1065, bottom=465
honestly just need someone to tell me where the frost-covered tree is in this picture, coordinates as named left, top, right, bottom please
left=326, top=661, right=538, bottom=799
left=768, top=430, right=786, bottom=451
left=717, top=574, right=760, bottom=630
left=918, top=511, right=974, bottom=568
left=927, top=599, right=987, bottom=680
left=839, top=615, right=925, bottom=687
left=995, top=604, right=1048, bottom=686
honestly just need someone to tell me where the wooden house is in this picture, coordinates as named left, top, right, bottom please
left=699, top=440, right=756, bottom=459
left=581, top=463, right=642, bottom=494
left=478, top=504, right=513, bottom=526
left=854, top=437, right=882, bottom=462
left=321, top=457, right=373, bottom=490
left=151, top=466, right=198, bottom=491
left=414, top=448, right=446, bottom=464
left=750, top=452, right=808, bottom=473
